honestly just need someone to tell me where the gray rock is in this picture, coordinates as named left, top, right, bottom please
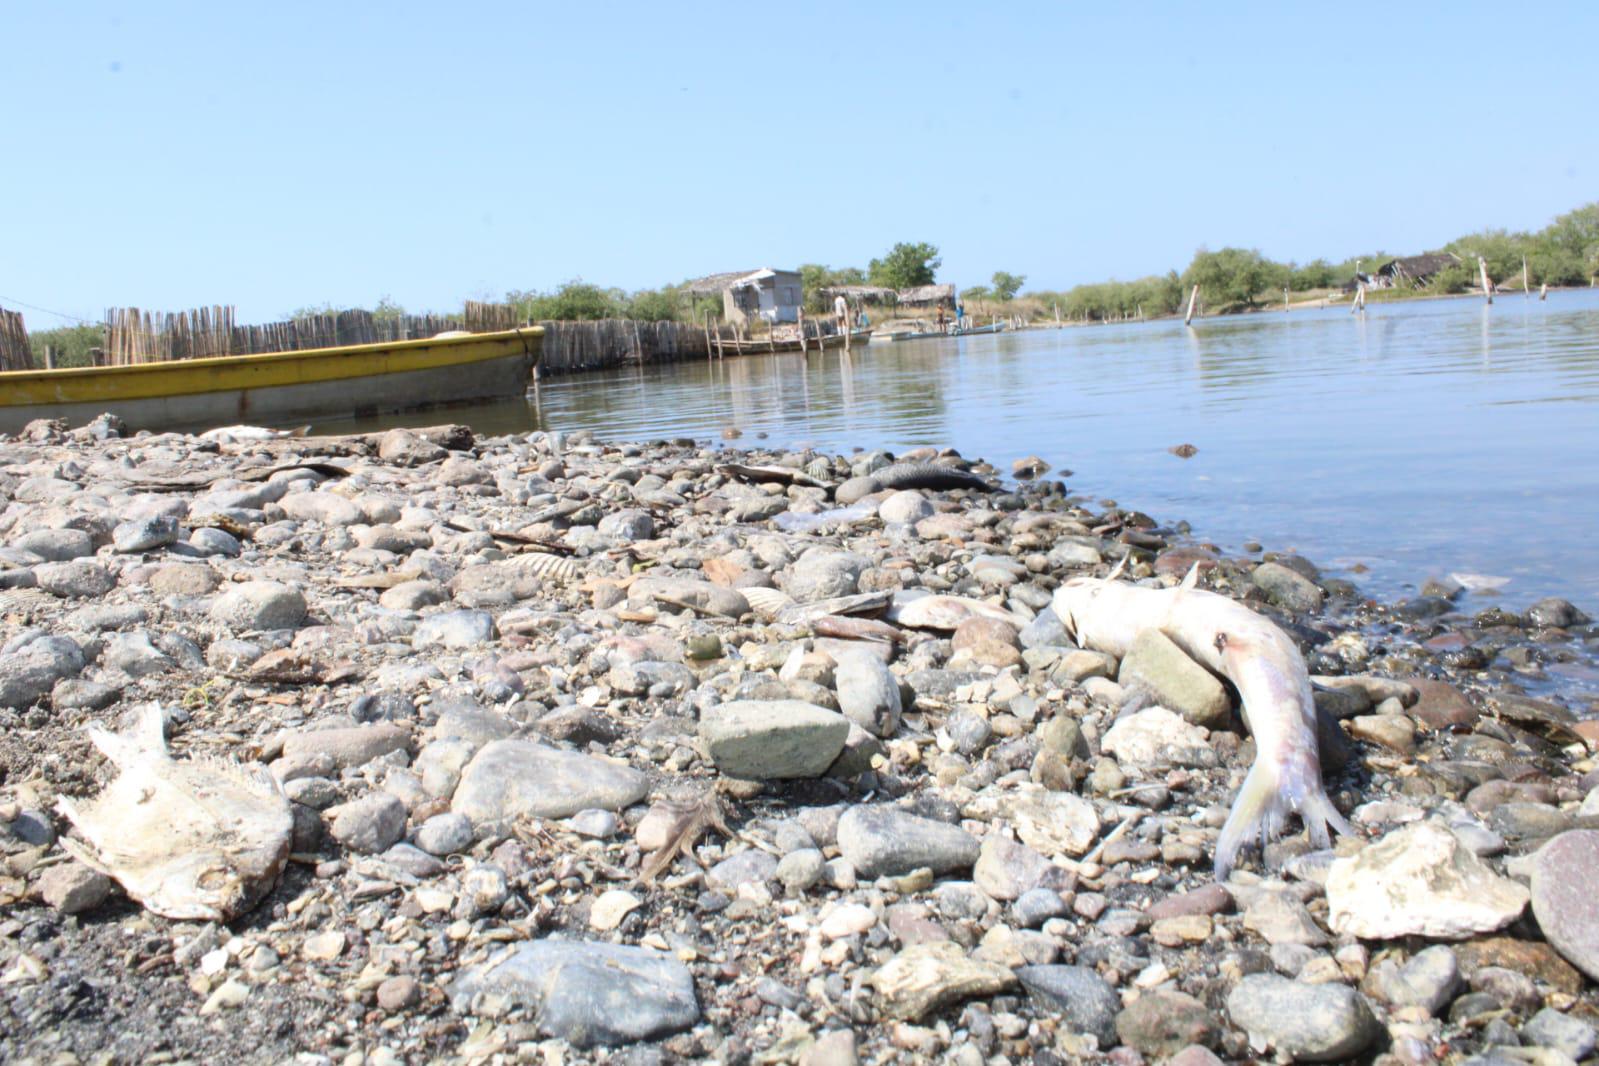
left=51, top=677, right=120, bottom=711
left=609, top=660, right=695, bottom=698
left=112, top=515, right=180, bottom=553
left=63, top=603, right=148, bottom=631
left=326, top=792, right=408, bottom=854
left=211, top=581, right=308, bottom=631
left=379, top=580, right=448, bottom=611
left=597, top=509, right=654, bottom=541
left=0, top=636, right=85, bottom=708
left=282, top=722, right=412, bottom=770
left=188, top=527, right=242, bottom=557
left=878, top=490, right=933, bottom=526
left=629, top=577, right=748, bottom=619
left=104, top=631, right=175, bottom=677
left=1016, top=965, right=1119, bottom=1048
left=708, top=849, right=778, bottom=890
left=787, top=550, right=868, bottom=602
left=700, top=700, right=850, bottom=779
left=837, top=805, right=979, bottom=879
left=1252, top=562, right=1324, bottom=613
left=14, top=528, right=95, bottom=561
left=36, top=862, right=112, bottom=914
left=283, top=776, right=339, bottom=809
left=279, top=491, right=364, bottom=526
left=1014, top=887, right=1071, bottom=928
left=449, top=940, right=699, bottom=1047
left=567, top=809, right=618, bottom=839
left=378, top=428, right=447, bottom=466
left=973, top=835, right=1073, bottom=901
left=1115, top=990, right=1219, bottom=1059
left=1227, top=974, right=1380, bottom=1062
left=1530, top=830, right=1599, bottom=982
left=1373, top=945, right=1461, bottom=1015
left=414, top=609, right=496, bottom=649
left=870, top=941, right=1016, bottom=1021
left=776, top=848, right=825, bottom=894
left=833, top=652, right=902, bottom=738
left=1521, top=1008, right=1596, bottom=1060
left=452, top=740, right=649, bottom=821
left=207, top=639, right=265, bottom=674
left=34, top=559, right=116, bottom=598
left=1019, top=608, right=1070, bottom=649
left=1524, top=598, right=1590, bottom=629
left=415, top=812, right=475, bottom=856
left=1117, top=628, right=1230, bottom=729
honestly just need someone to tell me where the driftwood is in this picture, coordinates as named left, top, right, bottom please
left=218, top=424, right=475, bottom=458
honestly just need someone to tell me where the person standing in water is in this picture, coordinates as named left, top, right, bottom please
left=834, top=292, right=849, bottom=334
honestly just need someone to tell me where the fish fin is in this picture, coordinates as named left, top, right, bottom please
left=1214, top=750, right=1352, bottom=882
left=287, top=425, right=312, bottom=438
left=1179, top=563, right=1201, bottom=591
left=85, top=703, right=169, bottom=768
left=1105, top=552, right=1131, bottom=582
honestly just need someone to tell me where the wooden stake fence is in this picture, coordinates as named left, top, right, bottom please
left=0, top=307, right=32, bottom=371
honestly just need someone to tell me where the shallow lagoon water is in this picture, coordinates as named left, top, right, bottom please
left=320, top=290, right=1599, bottom=616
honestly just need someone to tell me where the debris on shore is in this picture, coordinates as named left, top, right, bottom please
left=1, top=415, right=1596, bottom=1064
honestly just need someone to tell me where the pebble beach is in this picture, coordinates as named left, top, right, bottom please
left=2, top=412, right=1598, bottom=1065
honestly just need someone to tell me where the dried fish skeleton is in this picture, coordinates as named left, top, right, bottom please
left=1051, top=566, right=1352, bottom=880
left=56, top=704, right=293, bottom=921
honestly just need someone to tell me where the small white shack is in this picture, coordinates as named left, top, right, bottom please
left=685, top=268, right=803, bottom=326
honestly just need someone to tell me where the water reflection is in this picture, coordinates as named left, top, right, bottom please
left=316, top=291, right=1599, bottom=613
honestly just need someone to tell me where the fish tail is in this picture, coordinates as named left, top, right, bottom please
left=1214, top=749, right=1349, bottom=881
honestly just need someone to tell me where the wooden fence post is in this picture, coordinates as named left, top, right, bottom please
left=1184, top=285, right=1200, bottom=326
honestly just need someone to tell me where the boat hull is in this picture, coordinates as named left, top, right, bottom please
left=0, top=328, right=541, bottom=435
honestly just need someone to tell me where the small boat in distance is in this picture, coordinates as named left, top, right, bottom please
left=0, top=327, right=542, bottom=435
left=880, top=322, right=1008, bottom=343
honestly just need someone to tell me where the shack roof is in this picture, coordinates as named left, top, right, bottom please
left=1376, top=252, right=1460, bottom=279
left=682, top=268, right=797, bottom=295
left=896, top=283, right=956, bottom=304
left=818, top=285, right=897, bottom=302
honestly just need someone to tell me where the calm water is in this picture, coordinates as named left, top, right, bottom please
left=318, top=291, right=1599, bottom=615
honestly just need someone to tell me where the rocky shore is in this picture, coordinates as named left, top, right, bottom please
left=2, top=414, right=1598, bottom=1065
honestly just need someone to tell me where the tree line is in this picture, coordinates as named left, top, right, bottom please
left=1030, top=201, right=1599, bottom=322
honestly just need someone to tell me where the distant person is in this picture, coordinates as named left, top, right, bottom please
left=955, top=302, right=965, bottom=331
left=834, top=293, right=849, bottom=333
left=936, top=304, right=947, bottom=333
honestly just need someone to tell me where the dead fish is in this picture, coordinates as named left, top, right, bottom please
left=199, top=424, right=310, bottom=443
left=1051, top=565, right=1351, bottom=881
left=717, top=463, right=830, bottom=489
left=514, top=552, right=580, bottom=584
left=886, top=593, right=1027, bottom=631
left=742, top=587, right=797, bottom=621
left=55, top=704, right=293, bottom=921
left=812, top=614, right=906, bottom=644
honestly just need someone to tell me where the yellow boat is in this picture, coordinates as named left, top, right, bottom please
left=0, top=327, right=542, bottom=435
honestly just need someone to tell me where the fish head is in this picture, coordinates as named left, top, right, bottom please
left=140, top=847, right=281, bottom=922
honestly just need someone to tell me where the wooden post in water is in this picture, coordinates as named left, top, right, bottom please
left=1054, top=301, right=1061, bottom=326
left=1284, top=287, right=1290, bottom=312
left=1522, top=256, right=1530, bottom=297
left=1184, top=285, right=1200, bottom=326
left=1351, top=282, right=1366, bottom=314
left=1478, top=257, right=1494, bottom=305
left=1540, top=283, right=1549, bottom=301
left=797, top=308, right=807, bottom=354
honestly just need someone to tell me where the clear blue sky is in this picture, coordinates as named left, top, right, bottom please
left=5, top=2, right=1595, bottom=326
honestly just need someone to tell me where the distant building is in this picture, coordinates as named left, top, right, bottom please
left=895, top=283, right=957, bottom=310
left=1374, top=252, right=1461, bottom=289
left=683, top=268, right=802, bottom=326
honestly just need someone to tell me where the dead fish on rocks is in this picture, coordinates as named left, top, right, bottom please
left=55, top=704, right=293, bottom=921
left=717, top=463, right=830, bottom=489
left=199, top=424, right=311, bottom=443
left=742, top=588, right=893, bottom=625
left=886, top=593, right=1027, bottom=631
left=835, top=462, right=1000, bottom=505
left=1052, top=565, right=1352, bottom=880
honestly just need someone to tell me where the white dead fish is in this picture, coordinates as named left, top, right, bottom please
left=55, top=704, right=293, bottom=921
left=1448, top=572, right=1510, bottom=592
left=199, top=424, right=310, bottom=443
left=1051, top=566, right=1351, bottom=880
left=886, top=593, right=1028, bottom=631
